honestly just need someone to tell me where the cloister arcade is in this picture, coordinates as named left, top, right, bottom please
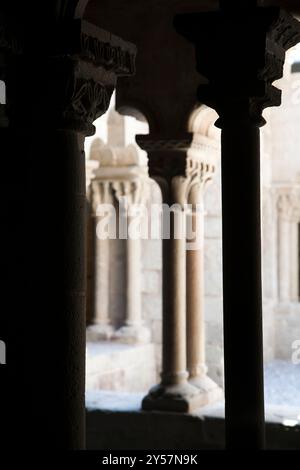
left=1, top=0, right=300, bottom=452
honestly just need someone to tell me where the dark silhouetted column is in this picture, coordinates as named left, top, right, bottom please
left=0, top=16, right=136, bottom=450
left=174, top=2, right=300, bottom=449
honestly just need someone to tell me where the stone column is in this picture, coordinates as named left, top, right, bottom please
left=87, top=180, right=114, bottom=340
left=186, top=156, right=222, bottom=403
left=290, top=202, right=299, bottom=302
left=290, top=219, right=299, bottom=301
left=139, top=136, right=205, bottom=412
left=3, top=17, right=136, bottom=450
left=175, top=1, right=300, bottom=449
left=278, top=193, right=292, bottom=303
left=113, top=177, right=151, bottom=343
left=89, top=144, right=150, bottom=343
left=262, top=189, right=278, bottom=302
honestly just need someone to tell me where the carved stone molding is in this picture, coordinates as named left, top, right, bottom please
left=51, top=20, right=136, bottom=77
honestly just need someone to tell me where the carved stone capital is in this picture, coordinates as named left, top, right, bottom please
left=171, top=160, right=215, bottom=208
left=185, top=157, right=215, bottom=207
left=112, top=179, right=149, bottom=207
left=174, top=7, right=300, bottom=126
left=136, top=133, right=193, bottom=180
left=7, top=19, right=136, bottom=135
left=90, top=180, right=114, bottom=214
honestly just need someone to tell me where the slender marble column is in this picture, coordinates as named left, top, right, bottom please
left=126, top=214, right=143, bottom=326
left=113, top=180, right=150, bottom=343
left=186, top=182, right=222, bottom=403
left=278, top=194, right=292, bottom=303
left=142, top=174, right=204, bottom=412
left=87, top=181, right=113, bottom=340
left=290, top=215, right=299, bottom=302
left=186, top=190, right=206, bottom=381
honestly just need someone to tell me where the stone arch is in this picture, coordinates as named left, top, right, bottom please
left=188, top=104, right=219, bottom=140
left=116, top=100, right=153, bottom=134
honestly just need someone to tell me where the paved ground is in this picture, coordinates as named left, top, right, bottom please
left=264, top=360, right=300, bottom=408
left=86, top=360, right=300, bottom=417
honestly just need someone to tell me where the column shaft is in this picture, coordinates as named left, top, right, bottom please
left=87, top=229, right=113, bottom=340
left=88, top=181, right=114, bottom=340
left=290, top=220, right=298, bottom=301
left=186, top=206, right=206, bottom=379
left=113, top=200, right=150, bottom=344
left=17, top=130, right=86, bottom=449
left=142, top=176, right=203, bottom=412
left=162, top=206, right=187, bottom=384
left=126, top=224, right=142, bottom=327
left=221, top=120, right=265, bottom=449
left=186, top=189, right=222, bottom=404
left=95, top=236, right=110, bottom=325
left=278, top=214, right=291, bottom=302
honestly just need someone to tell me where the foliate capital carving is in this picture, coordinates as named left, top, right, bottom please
left=174, top=7, right=300, bottom=126
left=62, top=75, right=113, bottom=135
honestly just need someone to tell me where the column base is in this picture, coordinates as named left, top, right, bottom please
left=142, top=381, right=207, bottom=413
left=86, top=324, right=114, bottom=341
left=113, top=325, right=151, bottom=344
left=188, top=375, right=223, bottom=406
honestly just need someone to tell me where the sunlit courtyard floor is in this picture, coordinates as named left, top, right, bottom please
left=86, top=360, right=300, bottom=411
left=264, top=360, right=300, bottom=408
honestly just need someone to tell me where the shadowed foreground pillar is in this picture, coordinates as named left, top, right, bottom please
left=174, top=2, right=300, bottom=448
left=2, top=18, right=136, bottom=450
left=219, top=113, right=264, bottom=448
